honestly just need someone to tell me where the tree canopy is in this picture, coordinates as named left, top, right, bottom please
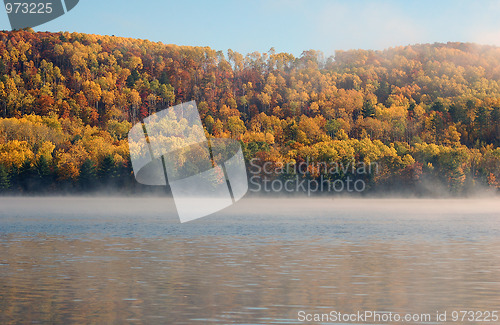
left=0, top=30, right=498, bottom=194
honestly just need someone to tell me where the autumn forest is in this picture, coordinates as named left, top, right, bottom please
left=0, top=29, right=499, bottom=195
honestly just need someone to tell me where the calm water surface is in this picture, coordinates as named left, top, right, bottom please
left=0, top=197, right=499, bottom=324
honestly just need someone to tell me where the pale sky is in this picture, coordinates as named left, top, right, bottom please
left=1, top=0, right=500, bottom=56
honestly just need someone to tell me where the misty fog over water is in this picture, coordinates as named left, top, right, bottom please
left=0, top=197, right=499, bottom=324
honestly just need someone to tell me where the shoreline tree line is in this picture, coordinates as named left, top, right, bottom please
left=0, top=30, right=498, bottom=195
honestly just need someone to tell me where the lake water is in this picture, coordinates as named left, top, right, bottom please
left=0, top=197, right=499, bottom=324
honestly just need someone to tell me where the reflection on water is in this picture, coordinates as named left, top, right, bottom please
left=0, top=198, right=499, bottom=324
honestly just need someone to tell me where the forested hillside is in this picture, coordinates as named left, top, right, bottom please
left=0, top=29, right=499, bottom=194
